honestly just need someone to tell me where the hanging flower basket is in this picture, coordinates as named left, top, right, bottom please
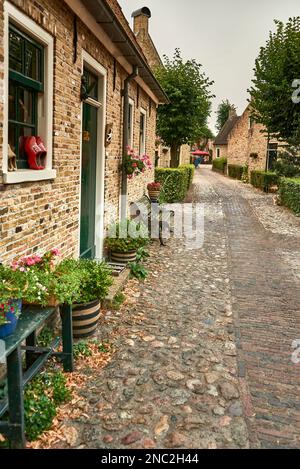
left=124, top=146, right=152, bottom=179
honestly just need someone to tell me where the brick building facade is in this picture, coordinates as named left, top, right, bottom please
left=132, top=7, right=191, bottom=169
left=213, top=105, right=279, bottom=174
left=0, top=0, right=168, bottom=263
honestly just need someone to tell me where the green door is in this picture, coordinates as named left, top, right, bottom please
left=80, top=102, right=98, bottom=259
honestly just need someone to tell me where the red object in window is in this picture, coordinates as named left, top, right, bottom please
left=24, top=136, right=45, bottom=170
left=36, top=137, right=47, bottom=168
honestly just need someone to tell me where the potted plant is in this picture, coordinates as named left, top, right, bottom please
left=106, top=219, right=149, bottom=263
left=11, top=250, right=82, bottom=307
left=0, top=265, right=27, bottom=338
left=147, top=182, right=161, bottom=202
left=56, top=259, right=113, bottom=338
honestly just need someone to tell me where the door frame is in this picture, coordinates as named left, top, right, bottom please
left=79, top=50, right=107, bottom=259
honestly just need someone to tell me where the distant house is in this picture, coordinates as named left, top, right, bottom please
left=213, top=106, right=280, bottom=173
left=213, top=110, right=239, bottom=159
left=227, top=106, right=280, bottom=173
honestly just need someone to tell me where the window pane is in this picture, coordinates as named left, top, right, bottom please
left=25, top=42, right=40, bottom=81
left=83, top=68, right=98, bottom=100
left=8, top=123, right=17, bottom=154
left=9, top=30, right=23, bottom=73
left=9, top=82, right=16, bottom=121
left=18, top=87, right=34, bottom=124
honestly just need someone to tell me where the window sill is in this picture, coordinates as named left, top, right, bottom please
left=3, top=169, right=57, bottom=184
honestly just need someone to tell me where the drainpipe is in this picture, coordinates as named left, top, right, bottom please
left=121, top=66, right=139, bottom=221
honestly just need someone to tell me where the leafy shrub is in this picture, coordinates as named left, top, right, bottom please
left=37, top=327, right=55, bottom=347
left=57, top=259, right=113, bottom=304
left=212, top=157, right=227, bottom=173
left=274, top=147, right=300, bottom=177
left=106, top=219, right=149, bottom=253
left=128, top=262, right=149, bottom=280
left=250, top=170, right=280, bottom=192
left=155, top=164, right=194, bottom=203
left=24, top=371, right=70, bottom=441
left=73, top=340, right=93, bottom=359
left=228, top=164, right=244, bottom=180
left=111, top=292, right=126, bottom=311
left=279, top=178, right=300, bottom=215
left=241, top=164, right=249, bottom=184
left=180, top=164, right=195, bottom=190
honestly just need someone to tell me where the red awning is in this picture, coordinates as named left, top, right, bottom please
left=191, top=150, right=210, bottom=156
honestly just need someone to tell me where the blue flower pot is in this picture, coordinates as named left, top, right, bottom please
left=0, top=299, right=22, bottom=339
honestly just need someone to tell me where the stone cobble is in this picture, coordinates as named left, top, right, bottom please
left=52, top=166, right=299, bottom=449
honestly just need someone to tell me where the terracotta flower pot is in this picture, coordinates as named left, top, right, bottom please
left=23, top=295, right=60, bottom=308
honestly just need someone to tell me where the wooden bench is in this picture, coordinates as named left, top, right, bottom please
left=0, top=304, right=73, bottom=448
left=130, top=194, right=175, bottom=246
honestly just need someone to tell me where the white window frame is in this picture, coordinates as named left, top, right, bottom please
left=128, top=98, right=134, bottom=149
left=79, top=50, right=107, bottom=259
left=3, top=1, right=55, bottom=184
left=139, top=108, right=147, bottom=155
left=216, top=148, right=221, bottom=158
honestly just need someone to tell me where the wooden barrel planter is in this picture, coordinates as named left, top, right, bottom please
left=148, top=189, right=160, bottom=202
left=110, top=250, right=137, bottom=264
left=72, top=299, right=101, bottom=338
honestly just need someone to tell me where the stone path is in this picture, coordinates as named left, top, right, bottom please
left=58, top=166, right=300, bottom=449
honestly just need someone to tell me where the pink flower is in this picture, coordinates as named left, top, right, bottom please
left=51, top=248, right=61, bottom=257
left=19, top=267, right=25, bottom=272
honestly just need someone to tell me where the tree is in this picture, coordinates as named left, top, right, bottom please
left=195, top=125, right=215, bottom=150
left=216, top=100, right=237, bottom=132
left=155, top=49, right=214, bottom=167
left=249, top=17, right=300, bottom=145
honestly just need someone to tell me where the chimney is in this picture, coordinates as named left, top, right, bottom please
left=228, top=108, right=237, bottom=120
left=132, top=7, right=151, bottom=36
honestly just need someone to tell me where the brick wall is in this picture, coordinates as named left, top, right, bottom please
left=0, top=0, right=157, bottom=263
left=212, top=144, right=228, bottom=160
left=133, top=12, right=162, bottom=70
left=227, top=107, right=268, bottom=173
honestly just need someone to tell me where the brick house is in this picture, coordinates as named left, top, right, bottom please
left=131, top=6, right=191, bottom=168
left=0, top=0, right=168, bottom=263
left=227, top=105, right=279, bottom=174
left=213, top=105, right=279, bottom=173
left=213, top=110, right=239, bottom=160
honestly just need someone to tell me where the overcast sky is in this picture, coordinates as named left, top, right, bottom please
left=119, top=0, right=300, bottom=134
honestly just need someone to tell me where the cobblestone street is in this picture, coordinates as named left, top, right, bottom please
left=57, top=166, right=300, bottom=449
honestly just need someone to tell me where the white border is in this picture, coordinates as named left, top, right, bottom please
left=79, top=50, right=107, bottom=259
left=3, top=1, right=55, bottom=184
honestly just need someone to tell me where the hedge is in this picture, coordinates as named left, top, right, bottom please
left=181, top=164, right=195, bottom=189
left=279, top=178, right=300, bottom=215
left=155, top=164, right=195, bottom=202
left=228, top=164, right=244, bottom=180
left=250, top=170, right=280, bottom=192
left=212, top=157, right=227, bottom=174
